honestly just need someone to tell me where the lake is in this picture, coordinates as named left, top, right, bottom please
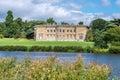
left=0, top=51, right=120, bottom=79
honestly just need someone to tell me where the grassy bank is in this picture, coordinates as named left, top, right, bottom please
left=0, top=38, right=93, bottom=47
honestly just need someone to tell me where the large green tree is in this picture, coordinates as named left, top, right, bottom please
left=47, top=18, right=56, bottom=25
left=90, top=18, right=108, bottom=48
left=5, top=10, right=14, bottom=26
left=90, top=18, right=107, bottom=31
left=93, top=30, right=108, bottom=48
left=104, top=27, right=120, bottom=42
left=78, top=21, right=84, bottom=25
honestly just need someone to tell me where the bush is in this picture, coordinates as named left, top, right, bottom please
left=0, top=46, right=27, bottom=51
left=0, top=55, right=110, bottom=80
left=93, top=47, right=109, bottom=54
left=109, top=46, right=120, bottom=54
left=0, top=34, right=4, bottom=39
left=29, top=46, right=53, bottom=52
left=111, top=42, right=120, bottom=46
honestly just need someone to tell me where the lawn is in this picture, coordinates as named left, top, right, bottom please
left=0, top=38, right=94, bottom=47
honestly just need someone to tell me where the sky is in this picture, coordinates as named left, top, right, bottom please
left=0, top=0, right=120, bottom=25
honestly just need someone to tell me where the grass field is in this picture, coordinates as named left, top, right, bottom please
left=0, top=38, right=93, bottom=47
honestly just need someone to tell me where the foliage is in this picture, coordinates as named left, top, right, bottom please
left=109, top=42, right=120, bottom=54
left=5, top=10, right=14, bottom=27
left=85, top=29, right=93, bottom=42
left=0, top=34, right=4, bottom=39
left=0, top=46, right=27, bottom=51
left=47, top=17, right=56, bottom=25
left=110, top=18, right=120, bottom=26
left=109, top=46, right=120, bottom=54
left=61, top=22, right=69, bottom=25
left=92, top=47, right=109, bottom=54
left=90, top=18, right=107, bottom=31
left=104, top=27, right=120, bottom=42
left=29, top=46, right=52, bottom=52
left=0, top=55, right=110, bottom=80
left=78, top=21, right=84, bottom=25
left=93, top=30, right=108, bottom=48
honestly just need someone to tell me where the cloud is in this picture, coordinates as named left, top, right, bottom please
left=102, top=0, right=111, bottom=6
left=112, top=13, right=120, bottom=18
left=116, top=0, right=120, bottom=5
left=0, top=0, right=114, bottom=25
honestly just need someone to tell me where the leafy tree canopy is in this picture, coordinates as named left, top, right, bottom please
left=90, top=18, right=107, bottom=31
left=104, top=27, right=120, bottom=42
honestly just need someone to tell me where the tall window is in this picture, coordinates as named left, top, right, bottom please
left=50, top=30, right=52, bottom=32
left=79, top=33, right=84, bottom=40
left=63, top=30, right=65, bottom=32
left=67, top=30, right=69, bottom=32
left=39, top=33, right=43, bottom=40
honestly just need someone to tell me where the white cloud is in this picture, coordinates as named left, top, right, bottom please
left=112, top=13, right=120, bottom=18
left=102, top=0, right=111, bottom=6
left=0, top=0, right=114, bottom=25
left=116, top=0, right=120, bottom=5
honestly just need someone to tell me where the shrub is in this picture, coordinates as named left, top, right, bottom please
left=29, top=46, right=53, bottom=52
left=109, top=46, right=120, bottom=54
left=93, top=47, right=109, bottom=54
left=0, top=46, right=27, bottom=51
left=111, top=42, right=120, bottom=46
left=0, top=34, right=4, bottom=39
left=0, top=55, right=110, bottom=80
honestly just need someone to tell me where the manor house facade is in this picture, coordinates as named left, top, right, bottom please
left=34, top=25, right=88, bottom=41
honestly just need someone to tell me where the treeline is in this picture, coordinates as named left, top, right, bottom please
left=0, top=10, right=83, bottom=39
left=85, top=18, right=120, bottom=50
left=0, top=10, right=120, bottom=53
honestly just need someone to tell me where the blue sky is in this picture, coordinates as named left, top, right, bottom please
left=0, top=0, right=120, bottom=25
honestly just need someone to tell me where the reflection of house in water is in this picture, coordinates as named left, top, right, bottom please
left=34, top=25, right=89, bottom=41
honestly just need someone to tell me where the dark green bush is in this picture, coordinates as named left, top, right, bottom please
left=0, top=46, right=27, bottom=51
left=29, top=46, right=53, bottom=52
left=109, top=46, right=120, bottom=54
left=83, top=46, right=93, bottom=53
left=92, top=47, right=109, bottom=54
left=111, top=42, right=120, bottom=46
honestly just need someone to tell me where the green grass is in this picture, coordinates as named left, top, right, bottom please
left=0, top=38, right=93, bottom=47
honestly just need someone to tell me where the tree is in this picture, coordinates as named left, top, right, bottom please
left=110, top=18, right=120, bottom=26
left=5, top=10, right=14, bottom=26
left=90, top=18, right=108, bottom=48
left=47, top=18, right=56, bottom=25
left=61, top=22, right=69, bottom=25
left=90, top=18, right=107, bottom=31
left=85, top=29, right=93, bottom=42
left=78, top=21, right=84, bottom=25
left=93, top=30, right=108, bottom=48
left=104, top=27, right=120, bottom=42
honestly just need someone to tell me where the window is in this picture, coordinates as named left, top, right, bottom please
left=54, top=30, right=55, bottom=32
left=63, top=30, right=65, bottom=32
left=50, top=30, right=52, bottom=32
left=70, top=30, right=72, bottom=32
left=79, top=33, right=84, bottom=40
left=47, top=30, right=49, bottom=32
left=74, top=30, right=76, bottom=32
left=79, top=36, right=83, bottom=39
left=70, top=34, right=72, bottom=39
left=39, top=33, right=43, bottom=40
left=60, top=29, right=62, bottom=32
left=67, top=30, right=69, bottom=32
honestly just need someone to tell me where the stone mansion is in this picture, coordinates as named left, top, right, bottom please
left=34, top=25, right=88, bottom=41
